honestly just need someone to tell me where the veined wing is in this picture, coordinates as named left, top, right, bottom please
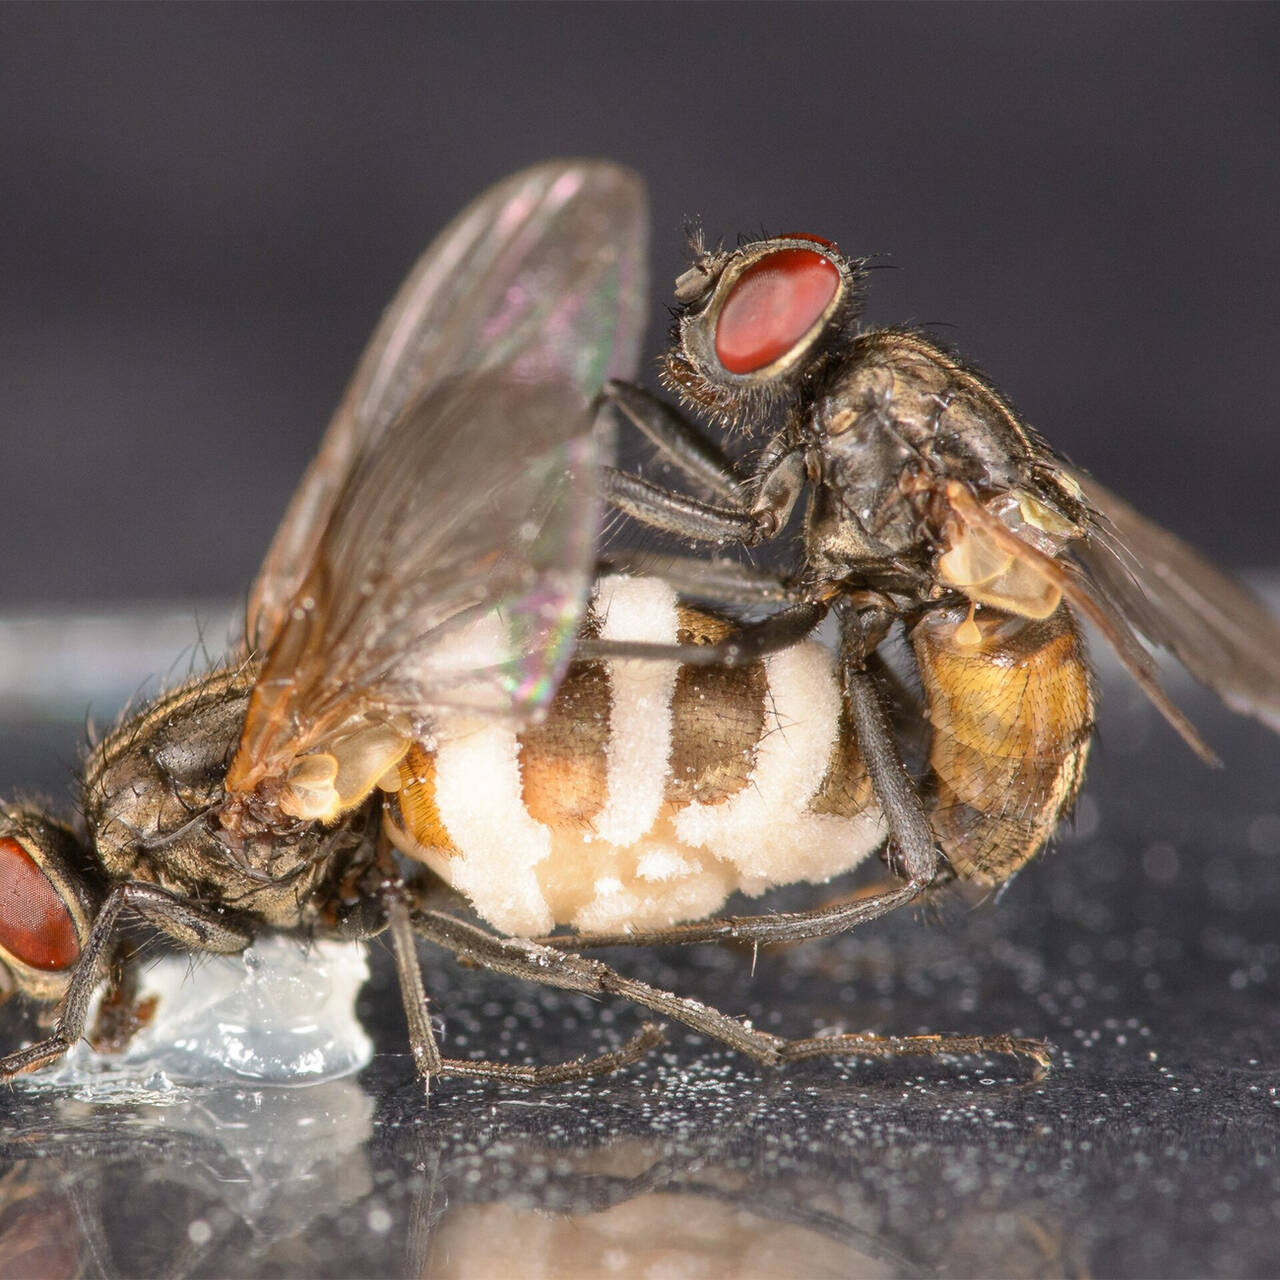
left=227, top=369, right=602, bottom=807
left=1071, top=474, right=1280, bottom=731
left=227, top=162, right=649, bottom=815
left=247, top=160, right=648, bottom=653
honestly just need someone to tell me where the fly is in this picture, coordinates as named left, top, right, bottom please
left=584, top=227, right=1280, bottom=953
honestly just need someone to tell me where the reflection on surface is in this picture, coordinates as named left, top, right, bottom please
left=420, top=1191, right=893, bottom=1279
left=0, top=1081, right=375, bottom=1278
left=3, top=1061, right=1078, bottom=1280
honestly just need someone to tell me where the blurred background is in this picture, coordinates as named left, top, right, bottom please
left=2, top=3, right=1276, bottom=610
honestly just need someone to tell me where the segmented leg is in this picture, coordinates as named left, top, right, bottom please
left=385, top=884, right=445, bottom=1085
left=602, top=378, right=810, bottom=542
left=0, top=882, right=253, bottom=1077
left=838, top=603, right=943, bottom=885
left=537, top=881, right=922, bottom=950
left=579, top=598, right=829, bottom=666
left=433, top=1025, right=665, bottom=1086
left=413, top=909, right=1050, bottom=1072
left=604, top=378, right=747, bottom=504
left=384, top=883, right=664, bottom=1088
left=595, top=549, right=794, bottom=606
left=603, top=468, right=763, bottom=545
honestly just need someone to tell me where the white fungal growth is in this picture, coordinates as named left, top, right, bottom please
left=420, top=576, right=884, bottom=937
left=434, top=720, right=554, bottom=937
left=589, top=574, right=680, bottom=847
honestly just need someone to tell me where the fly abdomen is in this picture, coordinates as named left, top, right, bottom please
left=911, top=603, right=1094, bottom=885
left=389, top=575, right=884, bottom=937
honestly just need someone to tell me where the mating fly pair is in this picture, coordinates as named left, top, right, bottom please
left=2, top=161, right=1278, bottom=1088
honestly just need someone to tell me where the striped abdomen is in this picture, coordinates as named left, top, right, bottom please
left=389, top=576, right=884, bottom=937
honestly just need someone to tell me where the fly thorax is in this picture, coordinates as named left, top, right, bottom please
left=82, top=668, right=335, bottom=923
left=811, top=412, right=922, bottom=568
left=83, top=670, right=253, bottom=880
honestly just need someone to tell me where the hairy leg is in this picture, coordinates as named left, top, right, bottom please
left=383, top=883, right=663, bottom=1089
left=413, top=909, right=1050, bottom=1073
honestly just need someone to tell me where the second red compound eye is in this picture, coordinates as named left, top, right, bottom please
left=714, top=246, right=840, bottom=375
left=0, top=837, right=80, bottom=971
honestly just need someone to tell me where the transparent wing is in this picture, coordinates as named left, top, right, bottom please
left=228, top=161, right=649, bottom=799
left=229, top=371, right=602, bottom=795
left=247, top=159, right=648, bottom=653
left=1070, top=474, right=1280, bottom=731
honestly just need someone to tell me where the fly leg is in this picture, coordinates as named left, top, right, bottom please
left=536, top=881, right=922, bottom=950
left=431, top=1024, right=665, bottom=1087
left=838, top=602, right=943, bottom=890
left=579, top=597, right=830, bottom=667
left=604, top=378, right=748, bottom=505
left=773, top=1030, right=1050, bottom=1072
left=382, top=880, right=662, bottom=1090
left=0, top=882, right=253, bottom=1077
left=413, top=910, right=1049, bottom=1072
left=596, top=549, right=794, bottom=607
left=415, top=908, right=791, bottom=1065
left=601, top=380, right=807, bottom=549
left=603, top=469, right=763, bottom=545
left=383, top=882, right=445, bottom=1086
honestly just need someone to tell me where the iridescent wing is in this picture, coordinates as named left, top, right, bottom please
left=228, top=161, right=648, bottom=807
left=247, top=160, right=649, bottom=653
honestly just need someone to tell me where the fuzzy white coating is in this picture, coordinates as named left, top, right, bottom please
left=416, top=576, right=884, bottom=937
left=675, top=638, right=885, bottom=892
left=433, top=720, right=553, bottom=936
left=588, top=574, right=680, bottom=847
left=566, top=836, right=735, bottom=934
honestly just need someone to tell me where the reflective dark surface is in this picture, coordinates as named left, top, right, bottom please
left=1, top=628, right=1278, bottom=1279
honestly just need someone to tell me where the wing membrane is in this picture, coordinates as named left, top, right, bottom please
left=248, top=160, right=648, bottom=652
left=1071, top=474, right=1280, bottom=730
left=231, top=371, right=600, bottom=793
left=231, top=161, right=649, bottom=798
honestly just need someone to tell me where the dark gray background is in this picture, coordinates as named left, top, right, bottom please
left=1, top=3, right=1277, bottom=610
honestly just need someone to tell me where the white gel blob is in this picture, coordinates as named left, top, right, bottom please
left=42, top=935, right=373, bottom=1089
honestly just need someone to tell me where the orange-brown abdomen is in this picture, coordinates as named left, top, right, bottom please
left=912, top=603, right=1094, bottom=885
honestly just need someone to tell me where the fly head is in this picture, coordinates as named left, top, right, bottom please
left=0, top=807, right=101, bottom=1003
left=662, top=234, right=866, bottom=432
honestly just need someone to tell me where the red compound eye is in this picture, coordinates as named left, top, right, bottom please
left=0, top=836, right=79, bottom=971
left=714, top=246, right=840, bottom=375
